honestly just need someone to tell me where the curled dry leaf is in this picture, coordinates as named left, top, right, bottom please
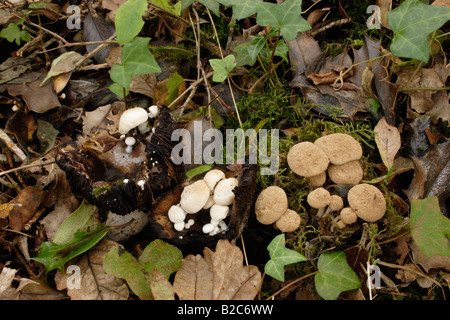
left=173, top=239, right=261, bottom=300
left=55, top=239, right=129, bottom=300
left=374, top=116, right=401, bottom=169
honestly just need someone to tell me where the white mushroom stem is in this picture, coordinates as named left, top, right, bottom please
left=125, top=136, right=136, bottom=153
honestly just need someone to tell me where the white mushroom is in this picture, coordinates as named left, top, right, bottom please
left=202, top=195, right=214, bottom=210
left=202, top=223, right=215, bottom=234
left=179, top=180, right=210, bottom=214
left=137, top=180, right=146, bottom=191
left=118, top=107, right=149, bottom=134
left=210, top=204, right=229, bottom=223
left=125, top=136, right=136, bottom=153
left=148, top=105, right=159, bottom=118
left=168, top=205, right=186, bottom=223
left=173, top=221, right=185, bottom=231
left=203, top=169, right=225, bottom=191
left=213, top=178, right=238, bottom=206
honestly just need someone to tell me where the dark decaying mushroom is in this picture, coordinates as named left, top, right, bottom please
left=55, top=106, right=183, bottom=215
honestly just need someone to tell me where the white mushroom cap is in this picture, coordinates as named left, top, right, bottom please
left=275, top=209, right=301, bottom=233
left=210, top=204, right=229, bottom=222
left=213, top=178, right=238, bottom=206
left=347, top=184, right=386, bottom=222
left=173, top=221, right=185, bottom=231
left=314, top=133, right=362, bottom=165
left=287, top=141, right=330, bottom=177
left=148, top=105, right=159, bottom=118
left=119, top=107, right=149, bottom=134
left=202, top=223, right=215, bottom=234
left=125, top=136, right=136, bottom=153
left=202, top=195, right=214, bottom=210
left=255, top=186, right=288, bottom=225
left=179, top=180, right=210, bottom=214
left=168, top=205, right=186, bottom=223
left=203, top=169, right=226, bottom=191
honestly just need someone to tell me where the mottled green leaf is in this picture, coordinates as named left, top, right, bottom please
left=314, top=251, right=361, bottom=300
left=103, top=240, right=183, bottom=300
left=388, top=0, right=450, bottom=62
left=410, top=196, right=450, bottom=257
left=217, top=0, right=262, bottom=20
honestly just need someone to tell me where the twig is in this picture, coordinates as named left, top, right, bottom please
left=0, top=159, right=56, bottom=177
left=0, top=129, right=27, bottom=162
left=265, top=272, right=317, bottom=300
left=309, top=18, right=352, bottom=37
left=75, top=33, right=117, bottom=68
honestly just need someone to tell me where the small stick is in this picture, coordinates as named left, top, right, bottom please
left=0, top=159, right=56, bottom=177
left=0, top=129, right=27, bottom=162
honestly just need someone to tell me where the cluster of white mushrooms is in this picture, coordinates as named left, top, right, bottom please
left=255, top=133, right=387, bottom=233
left=168, top=169, right=238, bottom=235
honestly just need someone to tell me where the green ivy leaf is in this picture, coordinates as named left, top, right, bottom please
left=103, top=239, right=183, bottom=300
left=209, top=54, right=237, bottom=82
left=185, top=165, right=213, bottom=181
left=264, top=234, right=307, bottom=282
left=410, top=196, right=450, bottom=257
left=110, top=63, right=133, bottom=89
left=115, top=0, right=148, bottom=45
left=387, top=0, right=450, bottom=62
left=182, top=0, right=220, bottom=16
left=232, top=42, right=257, bottom=67
left=0, top=22, right=32, bottom=45
left=217, top=0, right=262, bottom=20
left=255, top=0, right=311, bottom=41
left=314, top=251, right=361, bottom=300
left=151, top=0, right=181, bottom=16
left=31, top=224, right=111, bottom=272
left=121, top=37, right=161, bottom=75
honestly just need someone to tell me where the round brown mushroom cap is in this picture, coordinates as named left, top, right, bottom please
left=314, top=133, right=362, bottom=165
left=287, top=142, right=330, bottom=177
left=275, top=209, right=301, bottom=233
left=327, top=160, right=363, bottom=185
left=328, top=195, right=344, bottom=212
left=255, top=186, right=288, bottom=224
left=307, top=187, right=331, bottom=209
left=347, top=184, right=386, bottom=222
left=340, top=207, right=358, bottom=224
left=307, top=171, right=327, bottom=187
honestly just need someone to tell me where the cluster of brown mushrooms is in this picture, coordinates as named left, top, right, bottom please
left=255, top=133, right=387, bottom=233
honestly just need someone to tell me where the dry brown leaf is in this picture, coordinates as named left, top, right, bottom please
left=9, top=186, right=45, bottom=231
left=6, top=72, right=61, bottom=113
left=409, top=242, right=450, bottom=273
left=55, top=239, right=129, bottom=300
left=173, top=239, right=261, bottom=300
left=374, top=116, right=401, bottom=169
left=149, top=269, right=175, bottom=300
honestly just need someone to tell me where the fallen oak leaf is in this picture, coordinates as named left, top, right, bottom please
left=173, top=239, right=261, bottom=300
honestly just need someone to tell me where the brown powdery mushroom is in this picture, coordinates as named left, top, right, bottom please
left=327, top=160, right=363, bottom=185
left=347, top=184, right=386, bottom=222
left=275, top=209, right=301, bottom=233
left=322, top=194, right=344, bottom=217
left=307, top=187, right=331, bottom=217
left=287, top=142, right=329, bottom=177
left=255, top=186, right=288, bottom=225
left=314, top=133, right=362, bottom=165
left=307, top=171, right=327, bottom=187
left=340, top=207, right=358, bottom=225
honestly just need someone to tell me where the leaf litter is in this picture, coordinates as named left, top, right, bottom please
left=0, top=0, right=449, bottom=302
